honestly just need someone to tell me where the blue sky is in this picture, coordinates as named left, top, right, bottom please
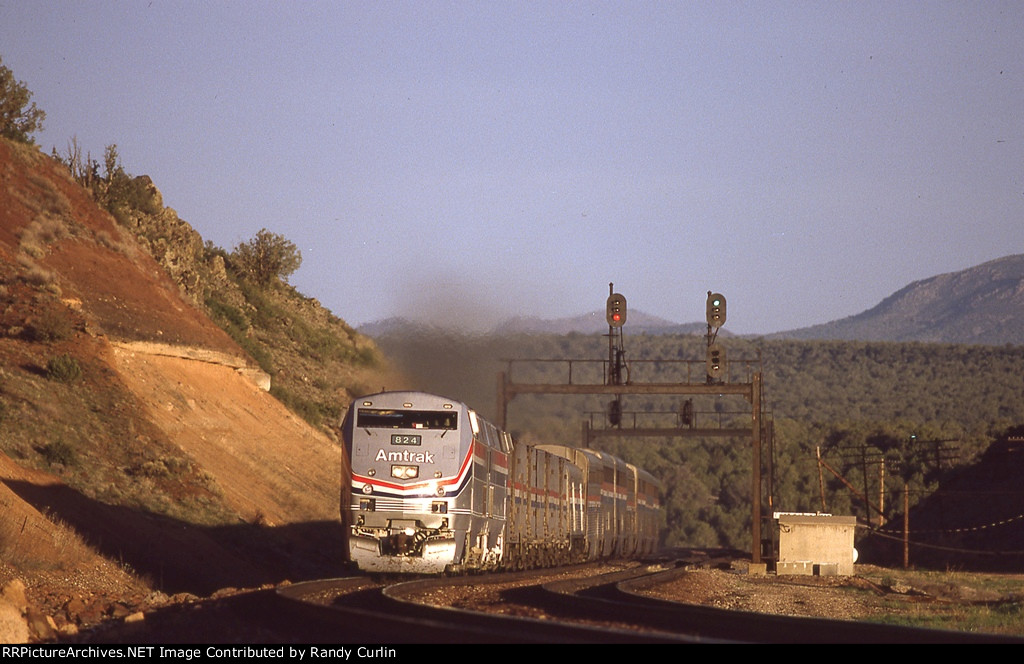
left=2, top=1, right=1022, bottom=334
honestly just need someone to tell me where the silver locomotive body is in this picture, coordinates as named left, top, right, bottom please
left=343, top=391, right=509, bottom=573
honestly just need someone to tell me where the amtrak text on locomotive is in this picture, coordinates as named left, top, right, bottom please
left=375, top=448, right=434, bottom=463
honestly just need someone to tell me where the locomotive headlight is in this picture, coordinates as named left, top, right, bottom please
left=391, top=465, right=419, bottom=480
left=361, top=484, right=373, bottom=494
left=435, top=485, right=446, bottom=496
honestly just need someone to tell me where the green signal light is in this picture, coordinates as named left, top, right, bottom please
left=706, top=292, right=726, bottom=328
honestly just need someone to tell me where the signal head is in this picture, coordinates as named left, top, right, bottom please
left=706, top=343, right=726, bottom=381
left=706, top=292, right=726, bottom=328
left=606, top=293, right=627, bottom=327
left=608, top=399, right=622, bottom=426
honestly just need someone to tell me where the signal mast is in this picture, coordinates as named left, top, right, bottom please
left=706, top=291, right=726, bottom=383
left=606, top=284, right=628, bottom=426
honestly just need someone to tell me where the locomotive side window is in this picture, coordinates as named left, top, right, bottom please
left=357, top=408, right=458, bottom=431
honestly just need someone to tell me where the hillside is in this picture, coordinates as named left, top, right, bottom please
left=772, top=254, right=1024, bottom=344
left=858, top=428, right=1024, bottom=572
left=0, top=138, right=403, bottom=641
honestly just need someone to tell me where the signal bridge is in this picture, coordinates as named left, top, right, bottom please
left=496, top=287, right=773, bottom=566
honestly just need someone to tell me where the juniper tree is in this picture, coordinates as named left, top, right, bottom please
left=0, top=56, right=45, bottom=143
left=231, top=228, right=302, bottom=286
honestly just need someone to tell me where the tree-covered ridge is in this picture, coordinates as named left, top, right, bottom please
left=378, top=331, right=1024, bottom=431
left=374, top=330, right=1024, bottom=552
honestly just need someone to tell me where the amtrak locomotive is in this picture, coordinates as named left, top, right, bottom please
left=342, top=391, right=662, bottom=573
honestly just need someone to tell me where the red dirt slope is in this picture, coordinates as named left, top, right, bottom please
left=0, top=138, right=351, bottom=638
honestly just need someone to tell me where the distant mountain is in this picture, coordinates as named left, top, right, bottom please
left=772, top=254, right=1024, bottom=345
left=492, top=310, right=712, bottom=335
left=363, top=255, right=1024, bottom=345
left=360, top=311, right=717, bottom=337
left=357, top=317, right=449, bottom=338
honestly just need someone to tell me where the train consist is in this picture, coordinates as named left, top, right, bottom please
left=342, top=391, right=662, bottom=573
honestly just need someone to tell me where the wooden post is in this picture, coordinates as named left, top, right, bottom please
left=878, top=459, right=886, bottom=527
left=816, top=446, right=827, bottom=511
left=751, top=372, right=761, bottom=564
left=903, top=483, right=910, bottom=569
left=861, top=446, right=871, bottom=528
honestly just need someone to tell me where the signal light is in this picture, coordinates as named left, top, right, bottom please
left=608, top=399, right=622, bottom=426
left=606, top=293, right=627, bottom=327
left=680, top=399, right=694, bottom=428
left=706, top=292, right=726, bottom=328
left=706, top=343, right=725, bottom=380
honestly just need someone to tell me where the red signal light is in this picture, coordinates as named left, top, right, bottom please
left=606, top=293, right=627, bottom=328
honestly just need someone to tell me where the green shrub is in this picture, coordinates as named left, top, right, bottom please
left=136, top=457, right=190, bottom=478
left=41, top=439, right=75, bottom=467
left=205, top=294, right=249, bottom=331
left=45, top=354, right=81, bottom=382
left=29, top=309, right=73, bottom=342
left=270, top=385, right=328, bottom=428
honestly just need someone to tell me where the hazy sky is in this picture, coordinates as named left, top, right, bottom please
left=2, top=1, right=1022, bottom=334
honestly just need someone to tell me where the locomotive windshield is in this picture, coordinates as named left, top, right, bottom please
left=357, top=408, right=457, bottom=431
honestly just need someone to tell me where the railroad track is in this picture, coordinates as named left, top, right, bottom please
left=542, top=565, right=1022, bottom=644
left=275, top=558, right=1024, bottom=644
left=275, top=565, right=696, bottom=643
